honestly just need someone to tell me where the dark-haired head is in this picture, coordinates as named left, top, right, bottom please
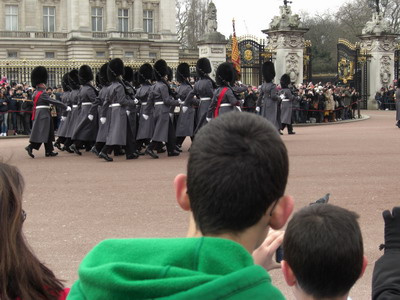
left=186, top=112, right=289, bottom=235
left=282, top=204, right=366, bottom=299
left=0, top=162, right=64, bottom=299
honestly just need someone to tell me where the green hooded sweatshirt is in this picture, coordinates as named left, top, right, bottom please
left=68, top=237, right=285, bottom=299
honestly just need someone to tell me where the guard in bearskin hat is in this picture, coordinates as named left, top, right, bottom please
left=145, top=59, right=181, bottom=159
left=256, top=61, right=281, bottom=132
left=54, top=72, right=72, bottom=151
left=396, top=80, right=400, bottom=128
left=122, top=66, right=141, bottom=158
left=69, top=65, right=99, bottom=155
left=279, top=73, right=297, bottom=134
left=98, top=58, right=137, bottom=161
left=91, top=62, right=111, bottom=156
left=184, top=57, right=216, bottom=134
left=207, top=62, right=241, bottom=119
left=63, top=69, right=80, bottom=152
left=175, top=63, right=195, bottom=149
left=25, top=66, right=67, bottom=158
left=136, top=63, right=155, bottom=152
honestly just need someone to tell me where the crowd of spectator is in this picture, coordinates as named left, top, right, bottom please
left=0, top=78, right=63, bottom=137
left=374, top=85, right=397, bottom=111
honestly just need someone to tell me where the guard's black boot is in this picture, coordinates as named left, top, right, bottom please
left=25, top=145, right=34, bottom=158
left=145, top=148, right=159, bottom=159
left=99, top=152, right=113, bottom=162
left=45, top=152, right=59, bottom=157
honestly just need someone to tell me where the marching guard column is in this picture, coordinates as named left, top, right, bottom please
left=359, top=11, right=399, bottom=109
left=262, top=2, right=308, bottom=87
left=197, top=2, right=227, bottom=79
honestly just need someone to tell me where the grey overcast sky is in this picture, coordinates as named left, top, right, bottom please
left=211, top=0, right=353, bottom=38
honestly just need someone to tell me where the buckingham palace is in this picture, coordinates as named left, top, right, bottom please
left=0, top=0, right=179, bottom=63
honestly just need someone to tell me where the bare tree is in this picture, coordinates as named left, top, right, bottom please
left=176, top=0, right=209, bottom=49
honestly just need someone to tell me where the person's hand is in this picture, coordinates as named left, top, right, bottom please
left=126, top=110, right=131, bottom=116
left=100, top=117, right=106, bottom=124
left=61, top=116, right=66, bottom=121
left=382, top=207, right=400, bottom=252
left=256, top=106, right=260, bottom=113
left=88, top=114, right=94, bottom=121
left=182, top=106, right=188, bottom=113
left=66, top=106, right=72, bottom=112
left=280, top=94, right=286, bottom=100
left=143, top=114, right=149, bottom=120
left=252, top=230, right=284, bottom=271
left=206, top=117, right=211, bottom=123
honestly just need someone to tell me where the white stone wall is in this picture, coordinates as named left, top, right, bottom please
left=0, top=0, right=179, bottom=63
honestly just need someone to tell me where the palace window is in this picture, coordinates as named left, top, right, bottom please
left=7, top=51, right=18, bottom=59
left=118, top=9, right=129, bottom=32
left=5, top=5, right=18, bottom=31
left=43, top=6, right=56, bottom=32
left=91, top=7, right=103, bottom=32
left=143, top=10, right=153, bottom=33
left=45, top=52, right=55, bottom=59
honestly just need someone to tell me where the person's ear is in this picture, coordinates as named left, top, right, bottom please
left=359, top=255, right=368, bottom=278
left=281, top=260, right=296, bottom=287
left=174, top=174, right=190, bottom=211
left=269, top=195, right=294, bottom=230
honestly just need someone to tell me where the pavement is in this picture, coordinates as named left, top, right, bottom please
left=0, top=109, right=399, bottom=299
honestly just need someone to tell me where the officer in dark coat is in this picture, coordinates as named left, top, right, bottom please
left=70, top=65, right=99, bottom=155
left=54, top=73, right=72, bottom=151
left=92, top=63, right=111, bottom=155
left=123, top=66, right=140, bottom=158
left=136, top=63, right=155, bottom=149
left=184, top=58, right=216, bottom=134
left=25, top=66, right=67, bottom=158
left=145, top=59, right=181, bottom=159
left=98, top=58, right=137, bottom=162
left=256, top=61, right=280, bottom=131
left=175, top=63, right=194, bottom=149
left=279, top=74, right=296, bottom=134
left=207, top=62, right=241, bottom=119
left=63, top=69, right=80, bottom=152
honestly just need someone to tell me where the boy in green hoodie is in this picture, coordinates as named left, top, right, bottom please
left=69, top=112, right=294, bottom=299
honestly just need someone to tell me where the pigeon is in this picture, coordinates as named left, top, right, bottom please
left=310, top=193, right=330, bottom=206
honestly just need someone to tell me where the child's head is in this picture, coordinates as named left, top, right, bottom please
left=181, top=112, right=291, bottom=236
left=282, top=204, right=367, bottom=299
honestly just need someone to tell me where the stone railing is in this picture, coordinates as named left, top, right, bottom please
left=0, top=31, right=68, bottom=39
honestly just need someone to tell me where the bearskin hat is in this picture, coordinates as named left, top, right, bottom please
left=123, top=66, right=134, bottom=83
left=95, top=72, right=101, bottom=88
left=167, top=67, right=173, bottom=82
left=99, top=63, right=109, bottom=86
left=68, top=69, right=80, bottom=90
left=107, top=58, right=124, bottom=82
left=78, top=65, right=94, bottom=85
left=138, top=63, right=153, bottom=84
left=153, top=59, right=168, bottom=80
left=31, top=66, right=48, bottom=87
left=262, top=61, right=276, bottom=83
left=176, top=63, right=190, bottom=83
left=196, top=57, right=211, bottom=77
left=216, top=62, right=235, bottom=86
left=280, top=73, right=291, bottom=89
left=61, top=73, right=70, bottom=92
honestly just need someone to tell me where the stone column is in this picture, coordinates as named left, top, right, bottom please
left=262, top=29, right=308, bottom=86
left=106, top=0, right=117, bottom=32
left=159, top=0, right=175, bottom=34
left=359, top=34, right=398, bottom=109
left=133, top=0, right=143, bottom=32
left=197, top=2, right=227, bottom=79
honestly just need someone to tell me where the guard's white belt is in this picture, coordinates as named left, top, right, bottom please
left=155, top=101, right=164, bottom=105
left=200, top=97, right=211, bottom=101
left=220, top=103, right=232, bottom=107
left=72, top=105, right=78, bottom=108
left=282, top=99, right=290, bottom=102
left=111, top=103, right=121, bottom=107
left=36, top=105, right=50, bottom=109
left=81, top=102, right=92, bottom=106
left=141, top=102, right=147, bottom=105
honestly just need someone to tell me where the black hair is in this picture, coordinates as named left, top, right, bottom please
left=283, top=204, right=363, bottom=298
left=187, top=112, right=288, bottom=235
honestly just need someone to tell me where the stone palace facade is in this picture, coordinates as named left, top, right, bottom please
left=0, top=0, right=179, bottom=63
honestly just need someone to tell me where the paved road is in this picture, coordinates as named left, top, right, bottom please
left=0, top=110, right=399, bottom=298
